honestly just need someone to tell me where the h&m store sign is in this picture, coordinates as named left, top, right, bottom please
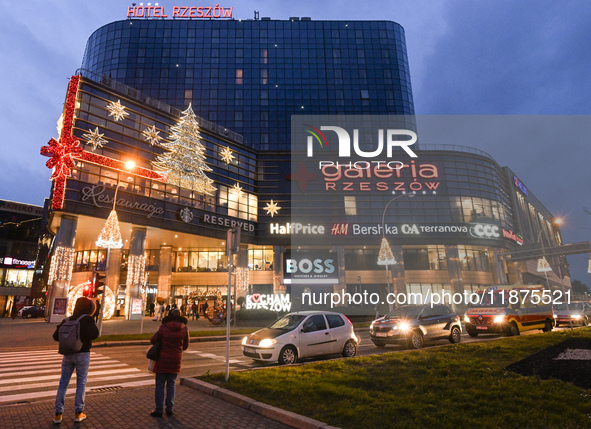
left=126, top=5, right=233, bottom=19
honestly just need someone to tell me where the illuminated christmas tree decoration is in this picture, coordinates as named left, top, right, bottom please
left=82, top=127, right=108, bottom=150
left=377, top=237, right=396, bottom=266
left=106, top=99, right=129, bottom=122
left=230, top=183, right=243, bottom=199
left=537, top=256, right=552, bottom=273
left=67, top=281, right=115, bottom=320
left=142, top=124, right=161, bottom=146
left=96, top=210, right=124, bottom=249
left=588, top=257, right=591, bottom=274
left=220, top=146, right=235, bottom=164
left=153, top=104, right=216, bottom=195
left=264, top=200, right=281, bottom=217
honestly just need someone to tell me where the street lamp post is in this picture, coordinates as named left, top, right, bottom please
left=377, top=192, right=415, bottom=313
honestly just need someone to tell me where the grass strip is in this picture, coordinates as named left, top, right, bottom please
left=200, top=328, right=591, bottom=429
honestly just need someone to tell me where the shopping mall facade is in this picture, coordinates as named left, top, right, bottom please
left=40, top=14, right=569, bottom=318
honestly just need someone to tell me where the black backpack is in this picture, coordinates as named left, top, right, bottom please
left=58, top=314, right=86, bottom=355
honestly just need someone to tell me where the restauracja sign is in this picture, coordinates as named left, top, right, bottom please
left=126, top=4, right=233, bottom=19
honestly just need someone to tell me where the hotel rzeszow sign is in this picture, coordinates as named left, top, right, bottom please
left=127, top=5, right=233, bottom=19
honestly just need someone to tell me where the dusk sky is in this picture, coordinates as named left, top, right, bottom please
left=2, top=1, right=590, bottom=284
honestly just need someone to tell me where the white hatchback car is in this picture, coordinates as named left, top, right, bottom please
left=242, top=311, right=359, bottom=365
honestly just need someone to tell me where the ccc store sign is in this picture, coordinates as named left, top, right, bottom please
left=469, top=224, right=500, bottom=239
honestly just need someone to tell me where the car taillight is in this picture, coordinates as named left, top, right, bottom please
left=343, top=315, right=353, bottom=326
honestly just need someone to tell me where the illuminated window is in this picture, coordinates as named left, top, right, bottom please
left=235, top=69, right=243, bottom=84
left=344, top=196, right=357, bottom=216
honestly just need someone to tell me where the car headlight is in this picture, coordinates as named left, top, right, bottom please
left=259, top=338, right=277, bottom=348
left=572, top=314, right=582, bottom=319
left=464, top=315, right=471, bottom=323
left=242, top=336, right=249, bottom=345
left=398, top=322, right=410, bottom=331
left=494, top=315, right=504, bottom=324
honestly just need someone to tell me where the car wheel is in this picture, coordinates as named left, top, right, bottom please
left=342, top=340, right=357, bottom=358
left=583, top=317, right=588, bottom=327
left=26, top=313, right=32, bottom=319
left=372, top=341, right=387, bottom=348
left=542, top=318, right=553, bottom=332
left=555, top=322, right=559, bottom=328
left=278, top=345, right=297, bottom=365
left=506, top=322, right=519, bottom=336
left=408, top=330, right=424, bottom=349
left=449, top=326, right=462, bottom=344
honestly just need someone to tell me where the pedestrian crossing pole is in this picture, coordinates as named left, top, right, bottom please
left=225, top=227, right=240, bottom=382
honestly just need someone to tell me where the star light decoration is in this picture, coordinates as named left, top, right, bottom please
left=106, top=99, right=129, bottom=122
left=264, top=200, right=281, bottom=217
left=230, top=183, right=243, bottom=199
left=142, top=124, right=161, bottom=146
left=220, top=146, right=235, bottom=164
left=83, top=127, right=108, bottom=150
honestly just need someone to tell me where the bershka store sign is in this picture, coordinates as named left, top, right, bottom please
left=283, top=253, right=338, bottom=285
left=329, top=222, right=503, bottom=239
left=126, top=5, right=233, bottom=19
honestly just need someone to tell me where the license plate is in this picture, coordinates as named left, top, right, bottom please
left=375, top=332, right=387, bottom=337
left=243, top=347, right=257, bottom=354
left=476, top=326, right=488, bottom=330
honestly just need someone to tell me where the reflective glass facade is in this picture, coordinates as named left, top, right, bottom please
left=81, top=19, right=414, bottom=150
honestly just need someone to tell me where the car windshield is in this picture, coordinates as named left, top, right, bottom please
left=268, top=314, right=306, bottom=330
left=385, top=306, right=423, bottom=319
left=468, top=292, right=510, bottom=308
left=555, top=302, right=584, bottom=311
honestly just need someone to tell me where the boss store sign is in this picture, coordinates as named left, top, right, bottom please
left=283, top=253, right=339, bottom=285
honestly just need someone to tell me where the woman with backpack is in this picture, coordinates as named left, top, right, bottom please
left=149, top=308, right=189, bottom=418
left=52, top=297, right=99, bottom=424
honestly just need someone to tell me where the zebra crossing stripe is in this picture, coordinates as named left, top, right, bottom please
left=0, top=356, right=114, bottom=369
left=0, top=362, right=126, bottom=378
left=0, top=368, right=141, bottom=386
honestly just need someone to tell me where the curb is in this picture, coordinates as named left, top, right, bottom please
left=181, top=377, right=340, bottom=429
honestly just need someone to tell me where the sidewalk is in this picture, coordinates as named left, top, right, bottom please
left=0, top=383, right=292, bottom=429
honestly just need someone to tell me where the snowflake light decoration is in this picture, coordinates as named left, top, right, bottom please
left=106, top=100, right=129, bottom=122
left=82, top=127, right=108, bottom=150
left=230, top=183, right=243, bottom=199
left=142, top=125, right=161, bottom=146
left=220, top=146, right=235, bottom=164
left=264, top=200, right=281, bottom=217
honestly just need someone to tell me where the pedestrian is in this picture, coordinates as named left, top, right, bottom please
left=150, top=308, right=189, bottom=418
left=52, top=297, right=99, bottom=424
left=149, top=302, right=155, bottom=317
left=93, top=299, right=101, bottom=323
left=191, top=302, right=199, bottom=320
left=180, top=303, right=186, bottom=316
left=10, top=303, right=17, bottom=319
left=158, top=303, right=165, bottom=321
left=165, top=304, right=171, bottom=317
left=202, top=301, right=209, bottom=318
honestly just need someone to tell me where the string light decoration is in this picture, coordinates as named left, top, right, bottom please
left=126, top=254, right=146, bottom=287
left=96, top=210, right=124, bottom=249
left=82, top=127, right=108, bottom=150
left=377, top=237, right=396, bottom=266
left=235, top=267, right=250, bottom=291
left=264, top=200, right=281, bottom=217
left=47, top=246, right=75, bottom=285
left=106, top=99, right=129, bottom=122
left=220, top=146, right=235, bottom=164
left=56, top=114, right=64, bottom=138
left=588, top=257, right=591, bottom=274
left=142, top=124, right=161, bottom=146
left=67, top=281, right=115, bottom=320
left=537, top=256, right=552, bottom=273
left=153, top=104, right=216, bottom=195
left=41, top=75, right=167, bottom=210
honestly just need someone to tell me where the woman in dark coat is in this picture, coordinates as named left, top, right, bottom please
left=149, top=309, right=189, bottom=417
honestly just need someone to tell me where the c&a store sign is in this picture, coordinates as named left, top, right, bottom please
left=127, top=5, right=233, bottom=19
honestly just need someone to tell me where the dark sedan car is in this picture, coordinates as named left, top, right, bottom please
left=22, top=306, right=45, bottom=319
left=370, top=304, right=462, bottom=349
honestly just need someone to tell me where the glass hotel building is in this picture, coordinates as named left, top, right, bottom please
left=41, top=16, right=569, bottom=317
